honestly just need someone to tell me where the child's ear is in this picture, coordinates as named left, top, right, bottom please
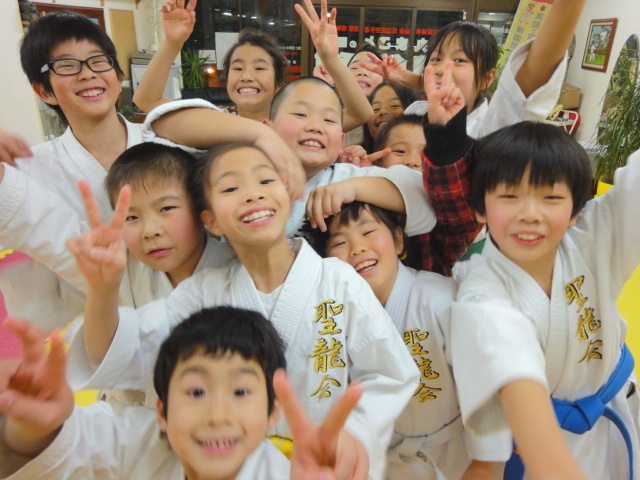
left=568, top=214, right=578, bottom=228
left=201, top=209, right=224, bottom=237
left=156, top=398, right=168, bottom=433
left=32, top=82, right=58, bottom=106
left=394, top=226, right=404, bottom=255
left=475, top=210, right=487, bottom=224
left=480, top=68, right=497, bottom=92
left=262, top=119, right=271, bottom=127
left=268, top=398, right=281, bottom=428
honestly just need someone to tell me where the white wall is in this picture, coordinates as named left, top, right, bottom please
left=32, top=0, right=155, bottom=51
left=566, top=0, right=640, bottom=145
left=2, top=0, right=153, bottom=145
left=1, top=2, right=43, bottom=145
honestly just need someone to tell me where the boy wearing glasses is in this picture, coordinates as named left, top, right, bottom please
left=0, top=11, right=141, bottom=330
left=0, top=12, right=303, bottom=331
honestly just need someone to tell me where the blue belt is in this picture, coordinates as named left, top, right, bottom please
left=504, top=344, right=635, bottom=480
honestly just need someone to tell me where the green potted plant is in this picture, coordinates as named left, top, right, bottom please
left=180, top=48, right=207, bottom=98
left=592, top=44, right=640, bottom=187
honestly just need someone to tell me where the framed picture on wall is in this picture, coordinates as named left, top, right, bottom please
left=581, top=18, right=618, bottom=72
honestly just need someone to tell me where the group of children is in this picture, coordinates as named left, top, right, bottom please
left=1, top=0, right=640, bottom=479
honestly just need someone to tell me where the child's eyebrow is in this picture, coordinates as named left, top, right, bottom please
left=230, top=58, right=270, bottom=66
left=178, top=365, right=261, bottom=379
left=330, top=218, right=376, bottom=236
left=51, top=49, right=104, bottom=60
left=152, top=195, right=183, bottom=204
left=289, top=99, right=340, bottom=117
left=213, top=163, right=275, bottom=183
left=231, top=367, right=262, bottom=379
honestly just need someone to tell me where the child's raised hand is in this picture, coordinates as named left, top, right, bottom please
left=0, top=131, right=32, bottom=167
left=274, top=370, right=368, bottom=480
left=306, top=180, right=358, bottom=232
left=254, top=129, right=306, bottom=202
left=0, top=317, right=74, bottom=456
left=159, top=0, right=197, bottom=47
left=337, top=145, right=391, bottom=168
left=359, top=53, right=409, bottom=86
left=295, top=0, right=339, bottom=62
left=65, top=180, right=129, bottom=289
left=424, top=61, right=465, bottom=125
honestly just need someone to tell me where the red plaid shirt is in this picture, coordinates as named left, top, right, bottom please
left=412, top=110, right=482, bottom=276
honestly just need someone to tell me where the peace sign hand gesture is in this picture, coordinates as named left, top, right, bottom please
left=65, top=180, right=130, bottom=289
left=424, top=61, right=466, bottom=125
left=274, top=370, right=369, bottom=480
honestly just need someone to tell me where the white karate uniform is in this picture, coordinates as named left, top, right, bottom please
left=404, top=39, right=566, bottom=139
left=451, top=150, right=640, bottom=479
left=0, top=404, right=289, bottom=480
left=67, top=238, right=419, bottom=480
left=385, top=262, right=511, bottom=480
left=118, top=235, right=235, bottom=308
left=0, top=118, right=143, bottom=331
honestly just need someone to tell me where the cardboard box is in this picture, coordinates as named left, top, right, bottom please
left=559, top=82, right=581, bottom=109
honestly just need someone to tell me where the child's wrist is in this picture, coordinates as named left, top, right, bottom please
left=321, top=55, right=342, bottom=71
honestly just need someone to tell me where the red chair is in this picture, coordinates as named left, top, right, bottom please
left=558, top=109, right=581, bottom=135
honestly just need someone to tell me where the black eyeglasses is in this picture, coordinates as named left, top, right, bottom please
left=40, top=54, right=116, bottom=76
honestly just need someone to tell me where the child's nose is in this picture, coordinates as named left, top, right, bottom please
left=305, top=116, right=323, bottom=133
left=245, top=191, right=266, bottom=203
left=77, top=62, right=98, bottom=79
left=142, top=218, right=163, bottom=238
left=518, top=198, right=543, bottom=221
left=206, top=396, right=232, bottom=425
left=350, top=244, right=367, bottom=256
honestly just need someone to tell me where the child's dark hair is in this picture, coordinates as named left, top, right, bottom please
left=154, top=306, right=287, bottom=418
left=424, top=21, right=499, bottom=109
left=362, top=82, right=421, bottom=153
left=472, top=121, right=593, bottom=218
left=221, top=28, right=289, bottom=88
left=373, top=114, right=424, bottom=163
left=190, top=141, right=259, bottom=215
left=347, top=43, right=383, bottom=66
left=20, top=11, right=124, bottom=122
left=307, top=201, right=407, bottom=257
left=105, top=143, right=198, bottom=209
left=268, top=76, right=343, bottom=121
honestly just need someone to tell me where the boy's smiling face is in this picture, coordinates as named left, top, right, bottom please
left=476, top=169, right=577, bottom=277
left=380, top=123, right=424, bottom=171
left=267, top=81, right=344, bottom=177
left=34, top=39, right=122, bottom=124
left=201, top=147, right=290, bottom=249
left=121, top=179, right=205, bottom=287
left=157, top=351, right=279, bottom=480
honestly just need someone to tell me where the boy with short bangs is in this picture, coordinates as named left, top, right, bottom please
left=446, top=116, right=640, bottom=477
left=0, top=306, right=364, bottom=479
left=65, top=142, right=419, bottom=480
left=371, top=115, right=424, bottom=171
left=104, top=142, right=234, bottom=308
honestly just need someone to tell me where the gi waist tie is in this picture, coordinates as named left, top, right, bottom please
left=504, top=344, right=634, bottom=480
